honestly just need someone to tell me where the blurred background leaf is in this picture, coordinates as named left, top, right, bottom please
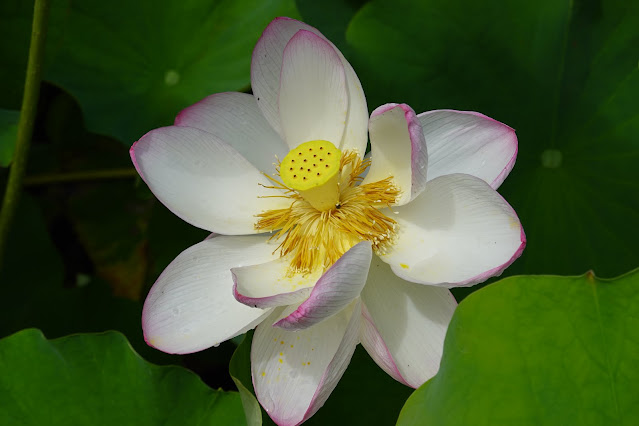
left=43, top=0, right=299, bottom=144
left=0, top=0, right=68, bottom=109
left=0, top=109, right=20, bottom=167
left=346, top=0, right=639, bottom=284
left=296, top=0, right=369, bottom=52
left=398, top=269, right=639, bottom=426
left=0, top=329, right=246, bottom=425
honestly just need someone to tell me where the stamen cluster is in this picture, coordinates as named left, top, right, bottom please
left=256, top=151, right=400, bottom=274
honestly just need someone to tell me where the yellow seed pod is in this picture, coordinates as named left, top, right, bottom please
left=280, top=140, right=341, bottom=211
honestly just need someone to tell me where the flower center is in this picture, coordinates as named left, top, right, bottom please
left=280, top=140, right=341, bottom=211
left=256, top=141, right=400, bottom=275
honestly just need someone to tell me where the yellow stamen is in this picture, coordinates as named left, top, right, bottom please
left=280, top=140, right=341, bottom=211
left=256, top=148, right=400, bottom=274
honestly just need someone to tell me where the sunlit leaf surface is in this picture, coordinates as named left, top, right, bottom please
left=398, top=270, right=639, bottom=426
left=0, top=329, right=246, bottom=425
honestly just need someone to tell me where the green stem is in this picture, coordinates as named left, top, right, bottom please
left=24, top=168, right=138, bottom=186
left=0, top=0, right=50, bottom=271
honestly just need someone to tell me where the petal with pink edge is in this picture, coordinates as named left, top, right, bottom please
left=131, top=126, right=290, bottom=235
left=279, top=30, right=347, bottom=149
left=252, top=300, right=360, bottom=426
left=379, top=173, right=526, bottom=287
left=417, top=110, right=518, bottom=189
left=142, top=235, right=278, bottom=354
left=274, top=241, right=372, bottom=330
left=174, top=92, right=288, bottom=173
left=232, top=257, right=321, bottom=309
left=363, top=103, right=428, bottom=205
left=360, top=257, right=457, bottom=388
left=251, top=18, right=368, bottom=156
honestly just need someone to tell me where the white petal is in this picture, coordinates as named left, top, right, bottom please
left=252, top=17, right=307, bottom=137
left=380, top=174, right=526, bottom=287
left=252, top=300, right=360, bottom=426
left=363, top=103, right=428, bottom=205
left=274, top=241, right=372, bottom=330
left=142, top=235, right=278, bottom=354
left=130, top=126, right=290, bottom=235
left=360, top=256, right=457, bottom=388
left=251, top=18, right=368, bottom=156
left=174, top=92, right=288, bottom=173
left=337, top=53, right=368, bottom=157
left=418, top=110, right=518, bottom=189
left=232, top=257, right=321, bottom=309
left=279, top=30, right=347, bottom=149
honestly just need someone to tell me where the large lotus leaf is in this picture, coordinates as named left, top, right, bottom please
left=0, top=329, right=245, bottom=425
left=347, top=0, right=639, bottom=278
left=398, top=270, right=639, bottom=426
left=44, top=0, right=298, bottom=144
left=229, top=331, right=412, bottom=426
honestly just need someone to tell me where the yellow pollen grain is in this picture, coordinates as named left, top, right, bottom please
left=280, top=341, right=284, bottom=345
left=278, top=359, right=283, bottom=364
left=256, top=150, right=400, bottom=275
left=279, top=352, right=283, bottom=356
left=400, top=263, right=409, bottom=269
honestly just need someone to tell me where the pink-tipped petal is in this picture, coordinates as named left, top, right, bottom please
left=174, top=92, right=287, bottom=172
left=380, top=173, right=525, bottom=287
left=252, top=299, right=360, bottom=426
left=417, top=110, right=518, bottom=189
left=142, top=235, right=278, bottom=354
left=274, top=241, right=372, bottom=330
left=251, top=18, right=368, bottom=156
left=279, top=30, right=347, bottom=149
left=363, top=103, right=428, bottom=205
left=360, top=256, right=457, bottom=388
left=232, top=257, right=321, bottom=309
left=131, top=126, right=290, bottom=235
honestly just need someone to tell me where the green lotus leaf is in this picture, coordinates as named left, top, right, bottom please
left=0, top=329, right=246, bottom=425
left=398, top=269, right=639, bottom=426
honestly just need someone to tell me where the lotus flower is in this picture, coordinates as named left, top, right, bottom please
left=131, top=17, right=525, bottom=426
